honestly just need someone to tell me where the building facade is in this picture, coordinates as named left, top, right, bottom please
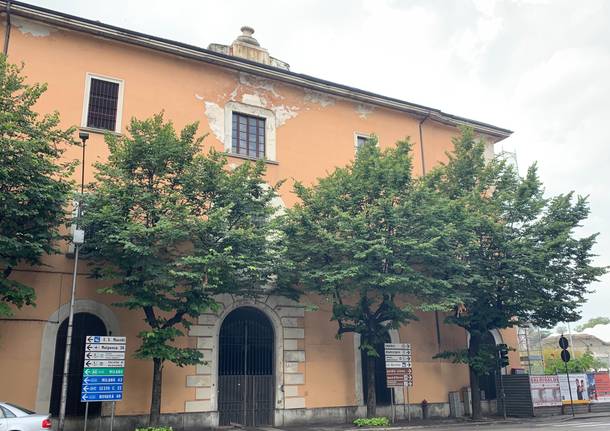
left=0, top=1, right=519, bottom=428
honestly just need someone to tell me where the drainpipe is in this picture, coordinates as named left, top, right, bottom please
left=418, top=112, right=442, bottom=350
left=418, top=112, right=430, bottom=176
left=3, top=0, right=11, bottom=56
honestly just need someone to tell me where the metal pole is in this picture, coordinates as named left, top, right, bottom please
left=83, top=402, right=89, bottom=431
left=109, top=402, right=115, bottom=431
left=498, top=367, right=507, bottom=419
left=390, top=388, right=395, bottom=424
left=565, top=362, right=575, bottom=417
left=58, top=132, right=88, bottom=431
left=567, top=323, right=575, bottom=358
left=58, top=243, right=80, bottom=431
left=406, top=386, right=411, bottom=421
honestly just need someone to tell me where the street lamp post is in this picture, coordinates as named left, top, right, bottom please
left=58, top=131, right=89, bottom=431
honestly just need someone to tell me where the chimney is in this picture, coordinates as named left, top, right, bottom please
left=208, top=27, right=290, bottom=70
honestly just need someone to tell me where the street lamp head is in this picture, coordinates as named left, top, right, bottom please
left=78, top=131, right=89, bottom=143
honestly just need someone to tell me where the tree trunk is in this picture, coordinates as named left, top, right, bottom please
left=468, top=332, right=482, bottom=420
left=149, top=357, right=163, bottom=426
left=366, top=354, right=377, bottom=418
left=469, top=364, right=482, bottom=420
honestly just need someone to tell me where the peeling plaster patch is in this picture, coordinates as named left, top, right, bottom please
left=229, top=87, right=238, bottom=101
left=356, top=103, right=374, bottom=119
left=13, top=17, right=56, bottom=37
left=272, top=105, right=299, bottom=127
left=241, top=93, right=267, bottom=107
left=239, top=73, right=280, bottom=98
left=204, top=102, right=225, bottom=143
left=195, top=94, right=204, bottom=101
left=304, top=90, right=335, bottom=107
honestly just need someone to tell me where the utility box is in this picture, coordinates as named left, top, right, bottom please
left=449, top=391, right=464, bottom=417
left=462, top=387, right=472, bottom=416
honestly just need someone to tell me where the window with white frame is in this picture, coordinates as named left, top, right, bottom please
left=231, top=112, right=266, bottom=159
left=81, top=74, right=124, bottom=133
left=354, top=133, right=372, bottom=151
left=223, top=101, right=276, bottom=162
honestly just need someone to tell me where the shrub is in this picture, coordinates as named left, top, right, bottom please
left=136, top=427, right=173, bottom=431
left=353, top=417, right=391, bottom=427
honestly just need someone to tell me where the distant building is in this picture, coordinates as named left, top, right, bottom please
left=542, top=333, right=610, bottom=369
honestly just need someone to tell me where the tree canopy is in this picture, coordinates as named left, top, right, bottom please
left=279, top=137, right=460, bottom=416
left=576, top=317, right=610, bottom=332
left=0, top=54, right=75, bottom=317
left=429, top=128, right=606, bottom=418
left=81, top=113, right=280, bottom=425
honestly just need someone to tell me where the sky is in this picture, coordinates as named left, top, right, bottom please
left=27, top=0, right=610, bottom=325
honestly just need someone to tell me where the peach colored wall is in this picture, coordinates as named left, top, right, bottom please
left=0, top=269, right=196, bottom=414
left=0, top=17, right=517, bottom=414
left=303, top=300, right=358, bottom=408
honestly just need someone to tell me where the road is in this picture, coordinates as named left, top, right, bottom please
left=423, top=416, right=610, bottom=430
left=268, top=416, right=610, bottom=431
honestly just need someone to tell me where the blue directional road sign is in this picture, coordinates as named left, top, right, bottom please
left=82, top=376, right=124, bottom=385
left=81, top=336, right=126, bottom=402
left=82, top=384, right=123, bottom=393
left=81, top=392, right=123, bottom=402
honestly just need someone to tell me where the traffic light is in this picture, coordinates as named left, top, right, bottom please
left=498, top=343, right=509, bottom=368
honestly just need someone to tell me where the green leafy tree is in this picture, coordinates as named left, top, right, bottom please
left=81, top=114, right=279, bottom=425
left=279, top=138, right=459, bottom=416
left=429, top=128, right=606, bottom=419
left=0, top=54, right=75, bottom=317
left=544, top=350, right=606, bottom=374
left=576, top=317, right=610, bottom=332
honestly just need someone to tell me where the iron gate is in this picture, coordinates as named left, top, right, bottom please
left=218, top=307, right=274, bottom=426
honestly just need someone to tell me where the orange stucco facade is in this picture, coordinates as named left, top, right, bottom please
left=0, top=2, right=517, bottom=427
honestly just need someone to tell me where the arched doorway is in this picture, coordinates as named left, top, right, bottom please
left=49, top=313, right=107, bottom=417
left=361, top=333, right=392, bottom=406
left=218, top=307, right=274, bottom=427
left=478, top=331, right=498, bottom=400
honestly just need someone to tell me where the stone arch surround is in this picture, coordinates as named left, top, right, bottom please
left=185, top=294, right=305, bottom=419
left=35, top=299, right=121, bottom=413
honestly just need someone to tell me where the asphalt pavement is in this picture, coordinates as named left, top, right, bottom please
left=260, top=413, right=610, bottom=431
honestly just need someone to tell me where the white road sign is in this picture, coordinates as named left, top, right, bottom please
left=84, top=351, right=125, bottom=360
left=86, top=344, right=126, bottom=352
left=385, top=343, right=411, bottom=350
left=83, top=359, right=125, bottom=368
left=86, top=336, right=126, bottom=344
left=385, top=355, right=411, bottom=361
left=385, top=349, right=411, bottom=356
left=385, top=361, right=411, bottom=368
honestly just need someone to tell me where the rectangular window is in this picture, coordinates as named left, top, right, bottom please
left=86, top=78, right=120, bottom=131
left=231, top=112, right=265, bottom=159
left=356, top=135, right=369, bottom=150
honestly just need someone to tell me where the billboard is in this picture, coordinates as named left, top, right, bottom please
left=558, top=373, right=590, bottom=403
left=588, top=372, right=610, bottom=402
left=529, top=375, right=561, bottom=407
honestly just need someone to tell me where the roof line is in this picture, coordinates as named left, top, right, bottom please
left=1, top=1, right=512, bottom=140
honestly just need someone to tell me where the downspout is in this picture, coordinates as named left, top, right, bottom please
left=3, top=0, right=11, bottom=56
left=418, top=112, right=443, bottom=351
left=418, top=112, right=430, bottom=175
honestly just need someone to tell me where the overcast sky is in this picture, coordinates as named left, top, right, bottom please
left=29, top=0, right=610, bottom=326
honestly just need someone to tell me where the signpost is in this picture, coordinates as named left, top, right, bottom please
left=559, top=335, right=575, bottom=417
left=81, top=336, right=126, bottom=431
left=384, top=343, right=413, bottom=423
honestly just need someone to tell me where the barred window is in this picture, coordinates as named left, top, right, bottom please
left=86, top=78, right=120, bottom=131
left=231, top=112, right=265, bottom=159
